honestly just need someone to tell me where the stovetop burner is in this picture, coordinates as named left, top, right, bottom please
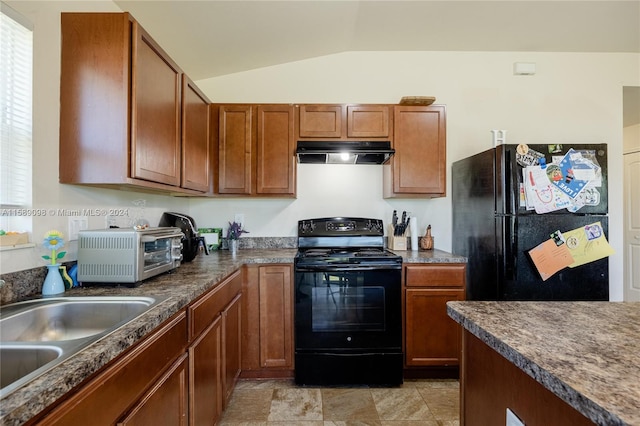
left=295, top=217, right=402, bottom=268
left=299, top=247, right=395, bottom=258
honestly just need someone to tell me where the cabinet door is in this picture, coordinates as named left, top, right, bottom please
left=117, top=354, right=188, bottom=426
left=298, top=105, right=343, bottom=138
left=405, top=288, right=464, bottom=367
left=222, top=293, right=242, bottom=406
left=259, top=265, right=293, bottom=368
left=256, top=105, right=296, bottom=195
left=218, top=105, right=252, bottom=194
left=189, top=315, right=222, bottom=426
left=347, top=105, right=390, bottom=138
left=59, top=13, right=131, bottom=185
left=181, top=75, right=211, bottom=192
left=131, top=22, right=181, bottom=186
left=386, top=105, right=446, bottom=197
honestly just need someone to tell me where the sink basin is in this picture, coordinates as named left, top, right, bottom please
left=0, top=345, right=62, bottom=390
left=0, top=296, right=166, bottom=398
left=0, top=297, right=157, bottom=341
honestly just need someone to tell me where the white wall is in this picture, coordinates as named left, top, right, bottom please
left=2, top=1, right=639, bottom=301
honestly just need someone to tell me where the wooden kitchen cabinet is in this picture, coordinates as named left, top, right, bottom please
left=222, top=293, right=242, bottom=405
left=216, top=105, right=253, bottom=194
left=384, top=105, right=446, bottom=198
left=404, top=264, right=465, bottom=372
left=214, top=104, right=296, bottom=196
left=462, top=331, right=594, bottom=426
left=188, top=269, right=242, bottom=424
left=241, top=265, right=294, bottom=378
left=117, top=354, right=188, bottom=426
left=189, top=316, right=222, bottom=426
left=59, top=13, right=209, bottom=195
left=181, top=75, right=212, bottom=192
left=131, top=23, right=181, bottom=187
left=298, top=104, right=343, bottom=138
left=297, top=104, right=390, bottom=140
left=33, top=311, right=188, bottom=425
left=256, top=105, right=296, bottom=195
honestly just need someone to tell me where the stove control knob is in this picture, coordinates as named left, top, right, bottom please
left=366, top=220, right=383, bottom=234
left=299, top=220, right=315, bottom=234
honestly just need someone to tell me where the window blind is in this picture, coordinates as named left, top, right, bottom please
left=1, top=3, right=33, bottom=208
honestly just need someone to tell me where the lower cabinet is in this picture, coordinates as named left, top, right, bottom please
left=404, top=264, right=466, bottom=372
left=188, top=269, right=242, bottom=424
left=222, top=293, right=242, bottom=405
left=462, top=331, right=594, bottom=425
left=34, top=311, right=188, bottom=425
left=189, top=316, right=222, bottom=426
left=241, top=265, right=294, bottom=378
left=117, top=354, right=189, bottom=425
left=33, top=270, right=244, bottom=426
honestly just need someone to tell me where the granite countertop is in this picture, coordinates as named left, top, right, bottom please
left=1, top=247, right=464, bottom=425
left=447, top=301, right=640, bottom=426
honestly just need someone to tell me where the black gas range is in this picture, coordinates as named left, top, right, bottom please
left=294, top=217, right=403, bottom=386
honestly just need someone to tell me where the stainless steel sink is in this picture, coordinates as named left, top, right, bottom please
left=0, top=296, right=166, bottom=398
left=0, top=345, right=62, bottom=390
left=0, top=297, right=157, bottom=341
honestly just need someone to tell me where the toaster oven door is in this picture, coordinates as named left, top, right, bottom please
left=140, top=233, right=183, bottom=279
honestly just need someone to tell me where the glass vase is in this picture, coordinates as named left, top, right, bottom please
left=229, top=239, right=238, bottom=256
left=42, top=264, right=65, bottom=296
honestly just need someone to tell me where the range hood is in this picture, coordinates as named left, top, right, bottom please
left=296, top=141, right=395, bottom=165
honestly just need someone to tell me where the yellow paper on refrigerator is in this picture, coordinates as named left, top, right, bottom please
left=563, top=222, right=615, bottom=268
left=528, top=238, right=575, bottom=281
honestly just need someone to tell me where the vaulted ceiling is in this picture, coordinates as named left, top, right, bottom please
left=114, top=1, right=639, bottom=80
left=113, top=1, right=639, bottom=125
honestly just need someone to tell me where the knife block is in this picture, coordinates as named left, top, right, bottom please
left=388, top=225, right=407, bottom=250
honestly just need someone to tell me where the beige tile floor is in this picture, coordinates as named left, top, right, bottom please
left=219, top=378, right=460, bottom=426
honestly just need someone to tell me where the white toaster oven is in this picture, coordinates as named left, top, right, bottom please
left=77, top=227, right=183, bottom=285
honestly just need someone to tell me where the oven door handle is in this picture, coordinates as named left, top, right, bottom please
left=141, top=232, right=184, bottom=243
left=295, top=265, right=402, bottom=272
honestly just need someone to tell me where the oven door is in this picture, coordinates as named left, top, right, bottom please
left=294, top=265, right=402, bottom=352
left=139, top=233, right=183, bottom=280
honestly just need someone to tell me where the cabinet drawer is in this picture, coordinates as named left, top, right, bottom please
left=189, top=270, right=242, bottom=340
left=405, top=264, right=465, bottom=287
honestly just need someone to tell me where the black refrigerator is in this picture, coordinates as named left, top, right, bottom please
left=452, top=144, right=609, bottom=301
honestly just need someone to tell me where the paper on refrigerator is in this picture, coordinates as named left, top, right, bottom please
left=528, top=237, right=574, bottom=281
left=523, top=166, right=573, bottom=213
left=563, top=222, right=615, bottom=268
left=547, top=149, right=600, bottom=199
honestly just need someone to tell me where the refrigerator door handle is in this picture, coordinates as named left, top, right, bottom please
left=503, top=218, right=516, bottom=281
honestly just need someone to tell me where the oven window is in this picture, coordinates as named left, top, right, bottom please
left=310, top=272, right=385, bottom=332
left=143, top=239, right=171, bottom=269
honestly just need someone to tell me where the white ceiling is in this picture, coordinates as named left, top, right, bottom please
left=114, top=0, right=640, bottom=124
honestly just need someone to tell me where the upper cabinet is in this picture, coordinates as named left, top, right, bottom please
left=384, top=105, right=446, bottom=198
left=213, top=104, right=296, bottom=197
left=297, top=104, right=390, bottom=140
left=130, top=24, right=181, bottom=187
left=182, top=75, right=212, bottom=192
left=59, top=13, right=211, bottom=195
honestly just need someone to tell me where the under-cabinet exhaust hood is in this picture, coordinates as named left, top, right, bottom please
left=296, top=141, right=395, bottom=165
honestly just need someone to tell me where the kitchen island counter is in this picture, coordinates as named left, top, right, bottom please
left=447, top=301, right=640, bottom=426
